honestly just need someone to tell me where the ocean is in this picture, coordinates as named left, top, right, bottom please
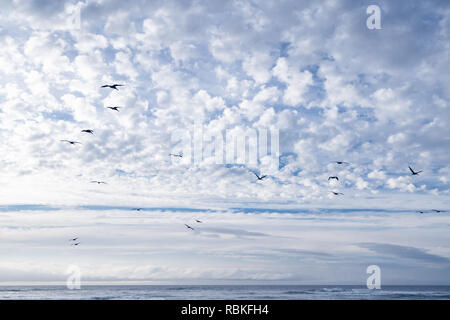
left=0, top=285, right=449, bottom=300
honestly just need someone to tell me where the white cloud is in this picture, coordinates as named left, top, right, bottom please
left=272, top=57, right=313, bottom=106
left=242, top=52, right=274, bottom=85
left=0, top=0, right=449, bottom=285
left=0, top=207, right=449, bottom=284
left=386, top=177, right=416, bottom=192
left=368, top=170, right=386, bottom=180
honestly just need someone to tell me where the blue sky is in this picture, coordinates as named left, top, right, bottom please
left=0, top=0, right=449, bottom=285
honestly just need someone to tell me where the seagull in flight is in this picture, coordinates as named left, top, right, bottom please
left=330, top=191, right=344, bottom=196
left=61, top=140, right=82, bottom=145
left=409, top=166, right=423, bottom=176
left=169, top=153, right=183, bottom=158
left=81, top=130, right=94, bottom=134
left=107, top=106, right=121, bottom=112
left=101, top=84, right=124, bottom=90
left=69, top=238, right=78, bottom=241
left=71, top=242, right=81, bottom=246
left=185, top=224, right=195, bottom=231
left=254, top=173, right=267, bottom=181
left=133, top=208, right=142, bottom=211
left=432, top=209, right=444, bottom=213
left=91, top=181, right=107, bottom=184
left=333, top=161, right=349, bottom=165
left=328, top=176, right=339, bottom=181
left=195, top=219, right=202, bottom=223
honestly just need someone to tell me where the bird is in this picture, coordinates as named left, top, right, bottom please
left=69, top=238, right=78, bottom=241
left=328, top=176, right=339, bottom=181
left=185, top=224, right=195, bottom=231
left=333, top=161, right=349, bottom=165
left=330, top=191, right=344, bottom=195
left=169, top=153, right=183, bottom=158
left=432, top=209, right=444, bottom=213
left=254, top=173, right=267, bottom=181
left=71, top=242, right=81, bottom=246
left=133, top=208, right=142, bottom=211
left=195, top=219, right=202, bottom=223
left=409, top=166, right=423, bottom=176
left=91, top=181, right=107, bottom=184
left=81, top=129, right=94, bottom=134
left=417, top=211, right=425, bottom=214
left=107, top=106, right=121, bottom=112
left=61, top=140, right=81, bottom=145
left=101, top=84, right=124, bottom=90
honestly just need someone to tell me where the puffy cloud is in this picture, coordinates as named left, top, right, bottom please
left=386, top=177, right=416, bottom=192
left=242, top=52, right=274, bottom=85
left=272, top=57, right=313, bottom=106
left=368, top=170, right=386, bottom=180
left=74, top=33, right=109, bottom=53
left=0, top=0, right=447, bottom=239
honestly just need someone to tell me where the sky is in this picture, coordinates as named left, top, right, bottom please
left=0, top=0, right=449, bottom=285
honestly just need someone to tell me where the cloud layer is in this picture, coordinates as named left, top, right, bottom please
left=1, top=207, right=450, bottom=284
left=0, top=0, right=449, bottom=284
left=0, top=0, right=449, bottom=209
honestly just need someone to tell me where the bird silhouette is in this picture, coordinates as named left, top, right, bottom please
left=71, top=242, right=81, bottom=246
left=254, top=173, right=267, bottom=181
left=61, top=140, right=81, bottom=145
left=81, top=130, right=94, bottom=134
left=101, top=84, right=123, bottom=90
left=330, top=191, right=344, bottom=196
left=195, top=219, right=202, bottom=223
left=432, top=209, right=444, bottom=213
left=133, top=208, right=142, bottom=211
left=328, top=176, right=339, bottom=181
left=91, top=181, right=107, bottom=184
left=333, top=161, right=349, bottom=165
left=69, top=238, right=78, bottom=241
left=169, top=153, right=183, bottom=158
left=409, top=166, right=423, bottom=176
left=107, top=106, right=121, bottom=112
left=185, top=224, right=195, bottom=231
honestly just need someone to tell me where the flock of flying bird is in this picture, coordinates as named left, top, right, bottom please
left=326, top=163, right=444, bottom=214
left=63, top=84, right=204, bottom=244
left=63, top=84, right=445, bottom=245
left=249, top=162, right=443, bottom=213
left=60, top=84, right=124, bottom=146
left=64, top=84, right=126, bottom=245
